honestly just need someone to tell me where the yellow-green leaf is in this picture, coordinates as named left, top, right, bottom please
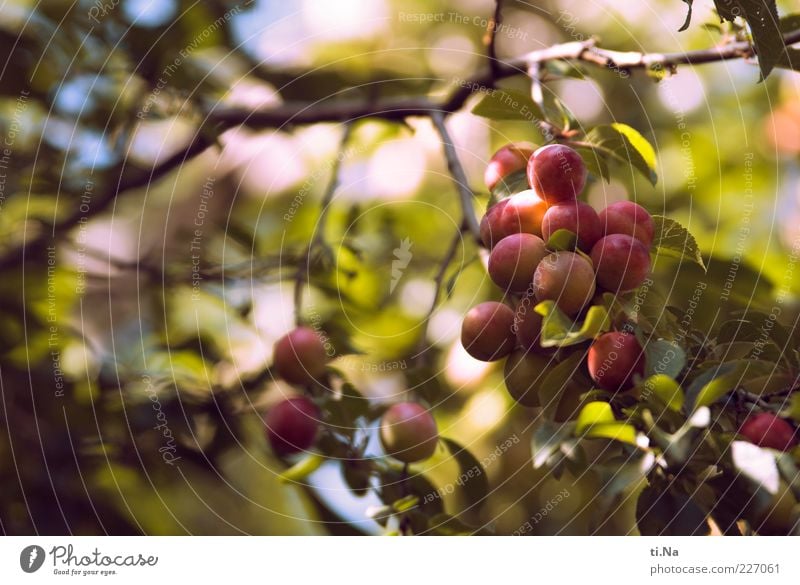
left=642, top=374, right=684, bottom=412
left=278, top=453, right=325, bottom=483
left=575, top=401, right=615, bottom=434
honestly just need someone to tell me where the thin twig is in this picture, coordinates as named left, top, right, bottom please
left=0, top=130, right=222, bottom=270
left=293, top=122, right=354, bottom=325
left=5, top=29, right=800, bottom=269
left=484, top=0, right=504, bottom=81
left=310, top=122, right=355, bottom=251
left=430, top=111, right=481, bottom=243
left=210, top=29, right=800, bottom=129
left=410, top=227, right=464, bottom=362
left=528, top=61, right=545, bottom=110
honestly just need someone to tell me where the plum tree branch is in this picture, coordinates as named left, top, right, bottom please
left=411, top=226, right=465, bottom=363
left=430, top=111, right=481, bottom=242
left=3, top=28, right=800, bottom=270
left=209, top=28, right=800, bottom=129
left=484, top=0, right=504, bottom=80
left=293, top=122, right=354, bottom=325
left=0, top=130, right=220, bottom=270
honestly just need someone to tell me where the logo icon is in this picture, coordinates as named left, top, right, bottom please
left=390, top=237, right=413, bottom=293
left=20, top=545, right=45, bottom=573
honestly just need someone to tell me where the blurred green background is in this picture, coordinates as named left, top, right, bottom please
left=1, top=0, right=800, bottom=535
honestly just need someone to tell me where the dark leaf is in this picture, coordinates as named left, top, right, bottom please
left=715, top=0, right=783, bottom=79
left=644, top=339, right=687, bottom=378
left=441, top=437, right=489, bottom=510
left=491, top=168, right=530, bottom=200
left=537, top=351, right=590, bottom=417
left=471, top=88, right=544, bottom=122
left=679, top=0, right=694, bottom=32
left=636, top=485, right=709, bottom=535
left=531, top=419, right=575, bottom=469
left=573, top=146, right=611, bottom=183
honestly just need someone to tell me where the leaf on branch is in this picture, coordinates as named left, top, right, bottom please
left=575, top=402, right=638, bottom=445
left=636, top=486, right=709, bottom=535
left=545, top=228, right=578, bottom=252
left=544, top=60, right=585, bottom=79
left=535, top=300, right=611, bottom=348
left=644, top=339, right=687, bottom=379
left=651, top=215, right=706, bottom=269
left=584, top=124, right=658, bottom=185
left=491, top=168, right=530, bottom=200
left=441, top=437, right=490, bottom=509
left=531, top=419, right=575, bottom=469
left=575, top=401, right=615, bottom=434
left=779, top=393, right=800, bottom=423
left=278, top=452, right=325, bottom=483
left=573, top=146, right=611, bottom=183
left=715, top=0, right=783, bottom=79
left=640, top=374, right=685, bottom=412
left=471, top=88, right=544, bottom=122
left=679, top=0, right=694, bottom=32
left=537, top=351, right=590, bottom=418
left=589, top=451, right=656, bottom=532
left=780, top=13, right=800, bottom=33
left=774, top=48, right=800, bottom=72
left=650, top=406, right=710, bottom=466
left=685, top=360, right=746, bottom=410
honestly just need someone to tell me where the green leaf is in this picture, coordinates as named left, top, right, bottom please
left=575, top=401, right=615, bottom=434
left=585, top=422, right=638, bottom=445
left=644, top=339, right=687, bottom=378
left=636, top=486, right=709, bottom=535
left=584, top=123, right=657, bottom=185
left=641, top=374, right=684, bottom=412
left=544, top=60, right=585, bottom=79
left=535, top=301, right=611, bottom=348
left=780, top=393, right=800, bottom=423
left=441, top=438, right=489, bottom=509
left=775, top=48, right=800, bottom=72
left=278, top=453, right=325, bottom=483
left=691, top=361, right=749, bottom=410
left=531, top=420, right=575, bottom=469
left=679, top=0, right=694, bottom=32
left=491, top=168, right=530, bottom=200
left=537, top=351, right=589, bottom=418
left=776, top=453, right=800, bottom=502
left=545, top=228, right=578, bottom=252
left=471, top=88, right=544, bottom=122
left=392, top=495, right=420, bottom=513
left=542, top=92, right=573, bottom=130
left=651, top=215, right=706, bottom=269
left=573, top=146, right=610, bottom=183
left=575, top=402, right=638, bottom=445
left=649, top=407, right=710, bottom=466
left=779, top=14, right=800, bottom=34
left=715, top=0, right=783, bottom=79
left=427, top=513, right=477, bottom=535
left=589, top=451, right=656, bottom=532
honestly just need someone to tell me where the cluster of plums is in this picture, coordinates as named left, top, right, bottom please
left=472, top=142, right=800, bottom=452
left=462, top=142, right=654, bottom=404
left=264, top=326, right=439, bottom=463
left=263, top=143, right=796, bottom=477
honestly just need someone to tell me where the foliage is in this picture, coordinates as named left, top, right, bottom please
left=0, top=0, right=800, bottom=537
